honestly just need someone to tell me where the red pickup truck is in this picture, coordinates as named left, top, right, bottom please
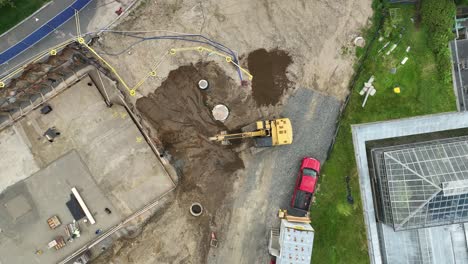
left=290, top=157, right=320, bottom=212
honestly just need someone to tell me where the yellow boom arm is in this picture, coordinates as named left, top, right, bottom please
left=209, top=130, right=267, bottom=142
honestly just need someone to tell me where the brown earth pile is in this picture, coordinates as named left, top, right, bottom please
left=248, top=49, right=293, bottom=106
left=136, top=62, right=246, bottom=207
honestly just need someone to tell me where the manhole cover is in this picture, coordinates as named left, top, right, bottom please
left=198, top=79, right=209, bottom=90
left=212, top=104, right=229, bottom=122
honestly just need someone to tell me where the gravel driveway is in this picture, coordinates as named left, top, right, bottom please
left=208, top=87, right=341, bottom=263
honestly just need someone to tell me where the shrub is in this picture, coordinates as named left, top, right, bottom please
left=421, top=0, right=455, bottom=82
left=0, top=0, right=13, bottom=7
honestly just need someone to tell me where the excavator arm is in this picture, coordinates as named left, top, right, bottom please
left=209, top=130, right=267, bottom=142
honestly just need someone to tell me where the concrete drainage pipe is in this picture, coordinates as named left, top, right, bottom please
left=190, top=203, right=203, bottom=217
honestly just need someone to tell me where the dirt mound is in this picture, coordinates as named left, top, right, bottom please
left=136, top=63, right=246, bottom=203
left=247, top=49, right=293, bottom=106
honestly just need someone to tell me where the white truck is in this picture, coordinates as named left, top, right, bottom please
left=268, top=211, right=315, bottom=264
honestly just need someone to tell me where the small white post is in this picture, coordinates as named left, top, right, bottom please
left=362, top=88, right=371, bottom=108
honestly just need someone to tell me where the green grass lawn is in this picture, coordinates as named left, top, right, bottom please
left=311, top=4, right=456, bottom=264
left=0, top=0, right=49, bottom=34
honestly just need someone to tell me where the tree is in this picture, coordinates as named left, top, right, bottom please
left=421, top=0, right=455, bottom=34
left=0, top=0, right=14, bottom=8
left=421, top=0, right=456, bottom=82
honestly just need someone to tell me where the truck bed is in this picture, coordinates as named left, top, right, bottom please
left=292, top=190, right=312, bottom=211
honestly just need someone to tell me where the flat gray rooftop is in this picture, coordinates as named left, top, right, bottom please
left=0, top=151, right=121, bottom=263
left=352, top=111, right=468, bottom=264
left=0, top=76, right=174, bottom=263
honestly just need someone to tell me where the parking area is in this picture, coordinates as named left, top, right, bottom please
left=0, top=75, right=174, bottom=263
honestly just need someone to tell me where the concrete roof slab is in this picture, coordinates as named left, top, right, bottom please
left=0, top=74, right=174, bottom=263
left=0, top=150, right=122, bottom=264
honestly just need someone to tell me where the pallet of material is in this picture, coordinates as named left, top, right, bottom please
left=48, top=236, right=66, bottom=250
left=47, top=215, right=61, bottom=229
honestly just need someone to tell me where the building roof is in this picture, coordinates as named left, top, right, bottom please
left=380, top=138, right=468, bottom=231
left=352, top=112, right=468, bottom=264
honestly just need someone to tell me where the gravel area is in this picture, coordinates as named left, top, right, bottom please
left=208, top=87, right=341, bottom=263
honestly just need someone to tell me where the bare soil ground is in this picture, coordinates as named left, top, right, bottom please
left=96, top=0, right=372, bottom=100
left=91, top=0, right=373, bottom=263
left=93, top=50, right=290, bottom=263
left=137, top=61, right=249, bottom=211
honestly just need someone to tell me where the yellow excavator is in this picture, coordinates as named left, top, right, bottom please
left=209, top=118, right=293, bottom=147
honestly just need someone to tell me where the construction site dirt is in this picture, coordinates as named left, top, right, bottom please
left=137, top=61, right=250, bottom=210
left=88, top=0, right=372, bottom=263
left=92, top=58, right=289, bottom=263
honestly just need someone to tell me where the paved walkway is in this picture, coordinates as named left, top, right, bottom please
left=0, top=0, right=92, bottom=65
left=0, top=0, right=130, bottom=80
left=0, top=1, right=74, bottom=52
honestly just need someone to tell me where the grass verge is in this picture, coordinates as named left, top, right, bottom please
left=311, top=3, right=457, bottom=264
left=0, top=0, right=49, bottom=35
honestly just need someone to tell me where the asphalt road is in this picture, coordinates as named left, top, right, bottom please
left=209, top=87, right=341, bottom=263
left=0, top=0, right=126, bottom=80
left=0, top=0, right=74, bottom=51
